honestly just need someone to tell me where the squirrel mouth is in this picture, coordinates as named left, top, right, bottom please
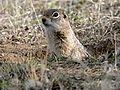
left=42, top=22, right=49, bottom=26
left=42, top=18, right=50, bottom=26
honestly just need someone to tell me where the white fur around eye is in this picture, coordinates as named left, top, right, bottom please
left=52, top=11, right=60, bottom=18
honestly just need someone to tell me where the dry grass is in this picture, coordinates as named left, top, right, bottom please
left=0, top=0, right=120, bottom=90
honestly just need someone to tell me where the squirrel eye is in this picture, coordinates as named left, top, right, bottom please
left=52, top=12, right=59, bottom=18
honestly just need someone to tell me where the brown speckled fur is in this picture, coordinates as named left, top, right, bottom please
left=42, top=9, right=88, bottom=62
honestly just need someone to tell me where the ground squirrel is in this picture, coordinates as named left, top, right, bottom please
left=42, top=9, right=88, bottom=62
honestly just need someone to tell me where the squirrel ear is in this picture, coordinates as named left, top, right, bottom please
left=63, top=13, right=67, bottom=18
left=63, top=11, right=68, bottom=19
left=60, top=9, right=68, bottom=19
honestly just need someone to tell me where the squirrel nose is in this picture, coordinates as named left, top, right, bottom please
left=42, top=18, right=46, bottom=24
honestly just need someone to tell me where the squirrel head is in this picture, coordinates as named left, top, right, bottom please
left=41, top=9, right=70, bottom=32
